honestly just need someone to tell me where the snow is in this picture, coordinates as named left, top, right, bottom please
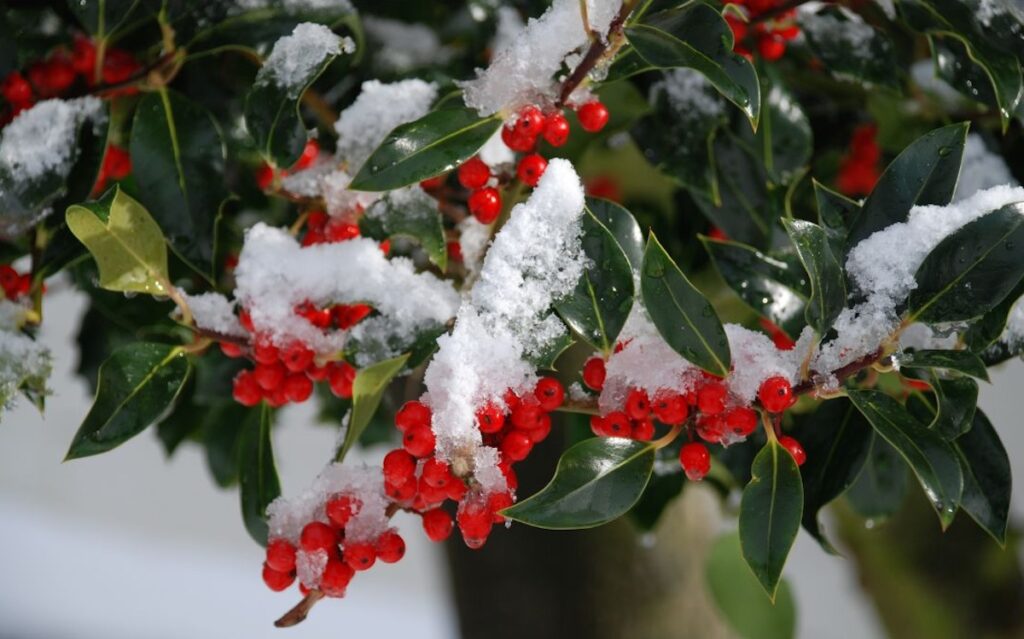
left=256, top=23, right=351, bottom=98
left=363, top=17, right=454, bottom=72
left=477, top=128, right=516, bottom=168
left=422, top=159, right=586, bottom=491
left=954, top=134, right=1018, bottom=202
left=183, top=292, right=246, bottom=338
left=460, top=0, right=623, bottom=116
left=492, top=6, right=526, bottom=55
left=0, top=301, right=51, bottom=413
left=233, top=223, right=459, bottom=355
left=649, top=68, right=724, bottom=118
left=1002, top=297, right=1024, bottom=351
left=456, top=217, right=491, bottom=281
left=800, top=7, right=876, bottom=53
left=233, top=0, right=354, bottom=12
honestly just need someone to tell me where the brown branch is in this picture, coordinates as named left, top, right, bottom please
left=274, top=590, right=325, bottom=628
left=791, top=349, right=887, bottom=396
left=557, top=0, right=639, bottom=106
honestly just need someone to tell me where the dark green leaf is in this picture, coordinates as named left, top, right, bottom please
left=239, top=404, right=280, bottom=546
left=203, top=402, right=249, bottom=488
left=527, top=327, right=576, bottom=371
left=350, top=108, right=502, bottom=191
left=707, top=532, right=796, bottom=639
left=186, top=3, right=360, bottom=58
left=361, top=188, right=447, bottom=270
left=555, top=206, right=635, bottom=353
left=336, top=353, right=410, bottom=463
left=796, top=398, right=872, bottom=554
left=701, top=236, right=809, bottom=337
left=846, top=123, right=968, bottom=249
left=752, top=74, right=812, bottom=186
left=502, top=437, right=655, bottom=529
left=845, top=434, right=909, bottom=521
left=782, top=219, right=846, bottom=335
left=68, top=0, right=143, bottom=38
left=930, top=375, right=979, bottom=440
left=813, top=180, right=860, bottom=256
left=130, top=89, right=227, bottom=278
left=847, top=389, right=963, bottom=529
left=739, top=439, right=803, bottom=599
left=626, top=4, right=761, bottom=126
left=585, top=198, right=645, bottom=276
left=65, top=343, right=191, bottom=460
left=641, top=232, right=731, bottom=376
left=908, top=204, right=1024, bottom=323
left=964, top=280, right=1024, bottom=352
left=956, top=409, right=1011, bottom=545
left=800, top=6, right=901, bottom=89
left=897, top=349, right=989, bottom=380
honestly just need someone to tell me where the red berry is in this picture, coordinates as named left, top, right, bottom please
left=386, top=477, right=417, bottom=502
left=419, top=175, right=445, bottom=191
left=422, top=508, right=453, bottom=541
left=488, top=492, right=514, bottom=523
left=2, top=72, right=32, bottom=104
left=476, top=403, right=505, bottom=433
left=726, top=15, right=748, bottom=43
left=542, top=112, right=570, bottom=147
left=725, top=407, right=758, bottom=437
left=779, top=435, right=806, bottom=466
left=510, top=402, right=542, bottom=430
left=582, top=356, right=606, bottom=391
left=254, top=361, right=286, bottom=391
left=457, top=501, right=493, bottom=549
left=446, top=477, right=468, bottom=502
left=577, top=101, right=609, bottom=133
left=101, top=48, right=140, bottom=85
left=293, top=139, right=319, bottom=170
left=603, top=411, right=632, bottom=437
left=383, top=448, right=417, bottom=485
left=255, top=163, right=275, bottom=190
left=45, top=55, right=76, bottom=94
left=343, top=542, right=377, bottom=571
left=328, top=361, right=356, bottom=398
left=283, top=373, right=313, bottom=402
left=458, top=156, right=491, bottom=190
left=625, top=388, right=651, bottom=420
left=266, top=538, right=297, bottom=573
left=262, top=563, right=295, bottom=592
left=633, top=418, right=655, bottom=441
left=421, top=458, right=453, bottom=488
left=232, top=370, right=262, bottom=406
left=281, top=342, right=314, bottom=373
left=697, top=381, right=728, bottom=415
left=307, top=363, right=330, bottom=382
left=758, top=34, right=786, bottom=61
left=533, top=377, right=564, bottom=411
left=417, top=476, right=448, bottom=507
left=375, top=530, right=406, bottom=563
left=403, top=425, right=436, bottom=458
left=299, top=521, right=337, bottom=554
left=758, top=376, right=794, bottom=413
left=102, top=145, right=132, bottom=180
left=679, top=442, right=711, bottom=480
left=447, top=241, right=463, bottom=263
left=500, top=123, right=536, bottom=153
left=325, top=220, right=360, bottom=243
left=696, top=414, right=725, bottom=444
left=395, top=400, right=432, bottom=432
left=652, top=392, right=688, bottom=425
left=516, top=153, right=548, bottom=188
left=528, top=413, right=552, bottom=443
left=326, top=495, right=357, bottom=529
left=238, top=309, right=254, bottom=332
left=514, top=105, right=545, bottom=138
left=252, top=340, right=279, bottom=365
left=501, top=430, right=533, bottom=462
left=320, top=558, right=354, bottom=597
left=469, top=187, right=501, bottom=224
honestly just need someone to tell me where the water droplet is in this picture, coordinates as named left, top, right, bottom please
left=937, top=146, right=952, bottom=157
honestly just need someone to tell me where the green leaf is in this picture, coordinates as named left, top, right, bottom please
left=964, top=280, right=1024, bottom=352
left=502, top=437, right=655, bottom=529
left=845, top=434, right=909, bottom=521
left=927, top=375, right=979, bottom=441
left=68, top=0, right=143, bottom=38
left=130, top=88, right=227, bottom=277
left=847, top=389, right=963, bottom=529
left=739, top=439, right=803, bottom=599
left=336, top=353, right=410, bottom=463
left=701, top=236, right=809, bottom=338
left=846, top=123, right=969, bottom=249
left=243, top=33, right=345, bottom=168
left=707, top=532, right=796, bottom=639
left=186, top=3, right=360, bottom=58
left=239, top=404, right=280, bottom=546
left=813, top=180, right=860, bottom=256
left=782, top=219, right=846, bottom=335
left=796, top=398, right=872, bottom=554
left=955, top=409, right=1011, bottom=545
left=897, top=349, right=990, bottom=380
left=799, top=6, right=901, bottom=89
left=585, top=198, right=645, bottom=276
left=907, top=204, right=1024, bottom=323
left=753, top=74, right=812, bottom=186
left=554, top=205, right=635, bottom=353
left=350, top=108, right=502, bottom=191
left=360, top=189, right=447, bottom=270
left=65, top=343, right=191, bottom=460
left=66, top=187, right=170, bottom=295
left=625, top=4, right=761, bottom=127
left=641, top=232, right=730, bottom=376
left=527, top=327, right=576, bottom=371
left=202, top=402, right=249, bottom=488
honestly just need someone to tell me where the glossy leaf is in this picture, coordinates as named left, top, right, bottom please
left=908, top=204, right=1024, bottom=323
left=813, top=180, right=860, bottom=256
left=928, top=375, right=979, bottom=441
left=964, top=280, right=1024, bottom=352
left=336, top=353, right=410, bottom=463
left=845, top=434, right=909, bottom=521
left=130, top=89, right=227, bottom=277
left=701, top=236, right=809, bottom=338
left=202, top=402, right=249, bottom=488
left=502, top=437, right=655, bottom=529
left=782, top=219, right=846, bottom=335
left=187, top=3, right=360, bottom=58
left=625, top=4, right=761, bottom=126
left=65, top=343, right=190, bottom=460
left=66, top=187, right=170, bottom=295
left=800, top=6, right=901, bottom=89
left=555, top=206, right=635, bottom=353
left=847, top=390, right=963, bottom=529
left=641, top=232, right=731, bottom=376
left=897, top=349, right=989, bottom=380
left=796, top=398, right=872, bottom=554
left=707, top=532, right=796, bottom=639
left=239, top=404, right=280, bottom=546
left=739, top=439, right=803, bottom=599
left=846, top=123, right=968, bottom=249
left=585, top=198, right=645, bottom=275
left=527, top=328, right=576, bottom=372
left=68, top=0, right=143, bottom=38
left=361, top=189, right=447, bottom=269
left=955, top=409, right=1011, bottom=545
left=350, top=108, right=502, bottom=191
left=752, top=75, right=812, bottom=186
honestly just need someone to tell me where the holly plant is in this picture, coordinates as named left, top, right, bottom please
left=1, top=0, right=1023, bottom=634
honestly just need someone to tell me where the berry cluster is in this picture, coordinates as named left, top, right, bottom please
left=837, top=124, right=881, bottom=197
left=261, top=496, right=406, bottom=598
left=255, top=139, right=322, bottom=191
left=0, top=264, right=31, bottom=301
left=580, top=356, right=806, bottom=481
left=726, top=2, right=800, bottom=61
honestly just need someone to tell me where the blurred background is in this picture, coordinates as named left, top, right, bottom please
left=1, top=286, right=1022, bottom=639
